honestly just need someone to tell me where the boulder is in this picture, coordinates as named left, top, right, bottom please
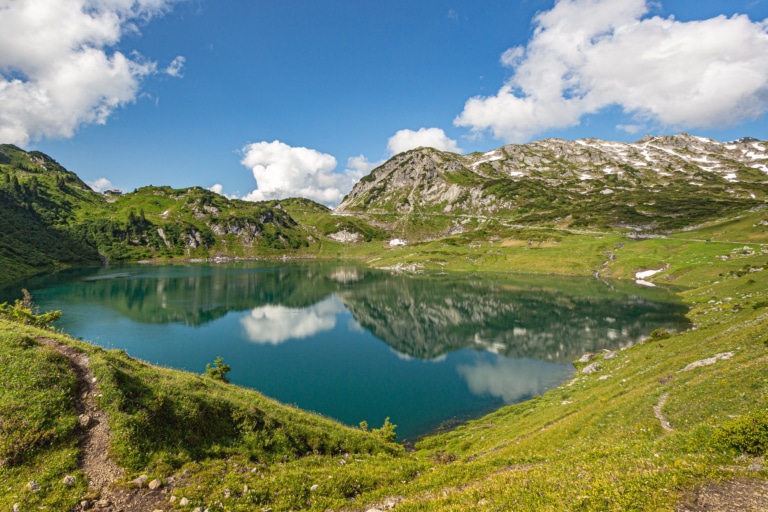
left=582, top=362, right=602, bottom=374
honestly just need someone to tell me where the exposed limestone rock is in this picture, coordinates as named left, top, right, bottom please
left=582, top=362, right=603, bottom=374
left=334, top=134, right=768, bottom=232
left=328, top=230, right=362, bottom=243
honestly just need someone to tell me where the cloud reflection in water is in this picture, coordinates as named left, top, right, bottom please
left=241, top=296, right=345, bottom=345
left=457, top=357, right=572, bottom=404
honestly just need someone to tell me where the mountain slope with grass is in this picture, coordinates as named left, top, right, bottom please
left=2, top=210, right=768, bottom=510
left=4, top=134, right=768, bottom=285
left=0, top=145, right=347, bottom=284
left=336, top=133, right=768, bottom=235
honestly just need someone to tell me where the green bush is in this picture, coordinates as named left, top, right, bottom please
left=0, top=290, right=61, bottom=328
left=205, top=356, right=231, bottom=383
left=649, top=328, right=671, bottom=340
left=712, top=411, right=768, bottom=455
left=372, top=417, right=398, bottom=443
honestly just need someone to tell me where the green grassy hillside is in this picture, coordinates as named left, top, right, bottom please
left=0, top=145, right=339, bottom=285
left=2, top=216, right=768, bottom=510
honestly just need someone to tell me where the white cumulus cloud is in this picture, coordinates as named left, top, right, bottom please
left=0, top=0, right=183, bottom=146
left=386, top=127, right=462, bottom=155
left=455, top=0, right=768, bottom=142
left=87, top=177, right=116, bottom=192
left=241, top=140, right=364, bottom=206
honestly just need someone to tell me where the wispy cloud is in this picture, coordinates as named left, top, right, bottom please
left=164, top=56, right=186, bottom=77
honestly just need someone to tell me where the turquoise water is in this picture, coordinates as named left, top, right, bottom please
left=4, top=263, right=690, bottom=440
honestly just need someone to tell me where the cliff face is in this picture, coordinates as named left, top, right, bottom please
left=335, top=134, right=768, bottom=233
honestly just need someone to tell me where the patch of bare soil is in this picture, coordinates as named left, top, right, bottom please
left=38, top=338, right=173, bottom=512
left=677, top=478, right=768, bottom=512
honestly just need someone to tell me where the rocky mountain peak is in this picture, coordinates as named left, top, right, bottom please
left=335, top=133, right=767, bottom=233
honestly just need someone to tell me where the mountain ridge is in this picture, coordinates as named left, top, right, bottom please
left=336, top=133, right=768, bottom=233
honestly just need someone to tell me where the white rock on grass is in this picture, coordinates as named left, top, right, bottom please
left=679, top=352, right=734, bottom=372
left=582, top=362, right=602, bottom=374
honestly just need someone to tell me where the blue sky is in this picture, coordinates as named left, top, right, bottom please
left=2, top=0, right=768, bottom=205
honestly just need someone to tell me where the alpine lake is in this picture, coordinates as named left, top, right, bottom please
left=3, top=262, right=691, bottom=441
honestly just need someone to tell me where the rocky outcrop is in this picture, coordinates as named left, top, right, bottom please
left=335, top=134, right=768, bottom=232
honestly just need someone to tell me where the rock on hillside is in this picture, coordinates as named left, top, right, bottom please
left=336, top=134, right=768, bottom=232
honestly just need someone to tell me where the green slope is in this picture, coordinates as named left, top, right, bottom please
left=2, top=215, right=768, bottom=510
left=0, top=145, right=345, bottom=285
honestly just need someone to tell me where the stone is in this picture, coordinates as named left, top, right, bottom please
left=310, top=484, right=319, bottom=491
left=148, top=479, right=163, bottom=490
left=169, top=496, right=177, bottom=503
left=680, top=352, right=734, bottom=372
left=243, top=485, right=249, bottom=494
left=78, top=414, right=92, bottom=428
left=96, top=499, right=111, bottom=508
left=223, top=488, right=231, bottom=498
left=62, top=475, right=76, bottom=486
left=582, top=362, right=602, bottom=374
left=131, top=474, right=148, bottom=488
left=193, top=508, right=202, bottom=512
left=603, top=351, right=617, bottom=360
left=749, top=463, right=764, bottom=472
left=179, top=497, right=189, bottom=506
left=577, top=353, right=593, bottom=363
left=13, top=504, right=20, bottom=512
left=28, top=481, right=40, bottom=492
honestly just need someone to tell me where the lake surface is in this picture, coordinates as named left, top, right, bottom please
left=3, top=263, right=690, bottom=440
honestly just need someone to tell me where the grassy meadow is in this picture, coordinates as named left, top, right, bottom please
left=2, top=208, right=768, bottom=510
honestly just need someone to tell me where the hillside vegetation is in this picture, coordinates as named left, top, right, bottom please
left=2, top=214, right=768, bottom=510
left=2, top=137, right=768, bottom=510
left=0, top=145, right=333, bottom=284
left=4, top=135, right=768, bottom=286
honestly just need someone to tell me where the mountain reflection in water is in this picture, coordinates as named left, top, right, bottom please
left=5, top=263, right=690, bottom=439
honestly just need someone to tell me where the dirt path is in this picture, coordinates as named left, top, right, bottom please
left=677, top=478, right=768, bottom=511
left=653, top=393, right=674, bottom=432
left=38, top=338, right=171, bottom=512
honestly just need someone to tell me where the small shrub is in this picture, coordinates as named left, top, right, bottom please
left=430, top=450, right=458, bottom=465
left=371, top=417, right=397, bottom=443
left=648, top=328, right=671, bottom=340
left=205, top=356, right=231, bottom=383
left=712, top=411, right=768, bottom=455
left=0, top=289, right=61, bottom=328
